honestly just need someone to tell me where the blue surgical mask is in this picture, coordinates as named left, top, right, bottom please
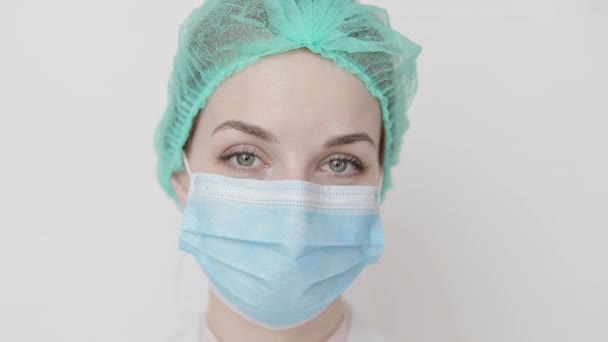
left=179, top=154, right=384, bottom=330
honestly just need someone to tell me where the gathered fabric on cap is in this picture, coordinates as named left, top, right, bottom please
left=153, top=0, right=422, bottom=206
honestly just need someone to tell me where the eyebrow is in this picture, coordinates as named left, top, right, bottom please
left=324, top=133, right=376, bottom=148
left=212, top=120, right=278, bottom=143
left=212, top=120, right=375, bottom=148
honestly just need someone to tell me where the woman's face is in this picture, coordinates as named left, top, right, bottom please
left=172, top=48, right=383, bottom=205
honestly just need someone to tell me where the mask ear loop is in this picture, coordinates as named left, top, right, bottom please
left=182, top=151, right=192, bottom=178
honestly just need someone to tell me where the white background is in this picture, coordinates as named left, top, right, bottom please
left=1, top=1, right=606, bottom=341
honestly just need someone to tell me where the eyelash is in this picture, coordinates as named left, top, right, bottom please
left=217, top=146, right=262, bottom=173
left=217, top=146, right=369, bottom=175
left=326, top=153, right=369, bottom=173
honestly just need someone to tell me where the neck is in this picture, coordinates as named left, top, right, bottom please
left=204, top=288, right=345, bottom=342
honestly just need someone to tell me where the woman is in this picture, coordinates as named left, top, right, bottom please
left=154, top=0, right=421, bottom=341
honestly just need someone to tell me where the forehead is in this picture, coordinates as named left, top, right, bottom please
left=197, top=48, right=382, bottom=140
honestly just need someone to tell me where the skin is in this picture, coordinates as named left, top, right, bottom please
left=171, top=47, right=384, bottom=342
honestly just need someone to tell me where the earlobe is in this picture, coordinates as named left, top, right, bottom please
left=171, top=172, right=190, bottom=207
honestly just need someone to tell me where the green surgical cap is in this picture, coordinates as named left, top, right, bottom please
left=154, top=0, right=422, bottom=205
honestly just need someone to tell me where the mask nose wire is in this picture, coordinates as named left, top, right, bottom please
left=182, top=151, right=192, bottom=178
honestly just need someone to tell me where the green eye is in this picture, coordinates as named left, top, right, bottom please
left=329, top=159, right=347, bottom=172
left=236, top=153, right=255, bottom=166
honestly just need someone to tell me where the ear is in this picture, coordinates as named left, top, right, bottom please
left=171, top=171, right=190, bottom=208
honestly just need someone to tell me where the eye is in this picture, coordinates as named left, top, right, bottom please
left=217, top=145, right=267, bottom=173
left=329, top=159, right=347, bottom=173
left=320, top=153, right=369, bottom=176
left=235, top=153, right=255, bottom=166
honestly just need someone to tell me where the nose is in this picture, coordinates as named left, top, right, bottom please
left=264, top=161, right=314, bottom=183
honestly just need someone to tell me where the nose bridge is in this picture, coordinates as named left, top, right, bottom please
left=268, top=159, right=313, bottom=182
left=266, top=140, right=316, bottom=181
left=266, top=122, right=322, bottom=182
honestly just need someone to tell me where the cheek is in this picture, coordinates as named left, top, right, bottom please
left=185, top=141, right=222, bottom=174
left=362, top=164, right=383, bottom=186
left=358, top=147, right=383, bottom=185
